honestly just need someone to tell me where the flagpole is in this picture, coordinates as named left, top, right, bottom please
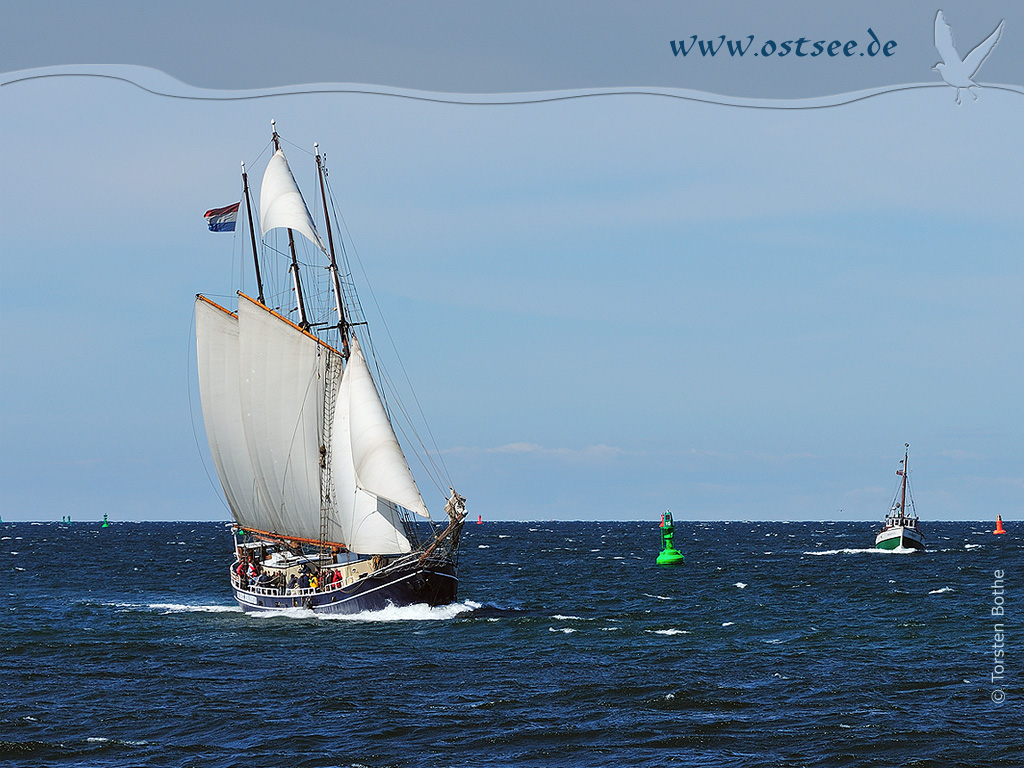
left=241, top=161, right=265, bottom=305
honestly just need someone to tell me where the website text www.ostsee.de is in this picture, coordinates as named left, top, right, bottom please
left=670, top=29, right=897, bottom=59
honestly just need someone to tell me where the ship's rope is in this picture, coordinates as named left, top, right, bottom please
left=319, top=171, right=455, bottom=501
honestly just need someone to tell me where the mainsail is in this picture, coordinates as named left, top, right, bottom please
left=195, top=296, right=267, bottom=530
left=237, top=293, right=343, bottom=543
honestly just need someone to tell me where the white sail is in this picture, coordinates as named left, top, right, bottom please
left=195, top=296, right=269, bottom=531
left=331, top=336, right=429, bottom=554
left=346, top=336, right=430, bottom=518
left=237, top=294, right=342, bottom=542
left=259, top=148, right=326, bottom=253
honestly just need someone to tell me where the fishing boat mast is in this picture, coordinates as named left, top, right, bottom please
left=271, top=120, right=310, bottom=329
left=898, top=443, right=909, bottom=521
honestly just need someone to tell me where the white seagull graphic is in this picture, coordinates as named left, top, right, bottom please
left=933, top=10, right=1004, bottom=104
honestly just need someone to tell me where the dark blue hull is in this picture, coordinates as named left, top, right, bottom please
left=233, top=562, right=458, bottom=615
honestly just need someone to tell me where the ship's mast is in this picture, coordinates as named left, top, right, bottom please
left=240, top=161, right=265, bottom=305
left=315, top=142, right=350, bottom=359
left=272, top=120, right=310, bottom=329
left=899, top=443, right=909, bottom=519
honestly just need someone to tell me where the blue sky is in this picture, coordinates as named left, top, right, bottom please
left=1, top=8, right=1022, bottom=523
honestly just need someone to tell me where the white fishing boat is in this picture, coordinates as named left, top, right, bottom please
left=875, top=444, right=925, bottom=551
left=195, top=121, right=468, bottom=613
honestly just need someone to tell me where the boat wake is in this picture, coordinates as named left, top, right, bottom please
left=317, top=600, right=479, bottom=622
left=109, top=602, right=242, bottom=614
left=804, top=547, right=921, bottom=556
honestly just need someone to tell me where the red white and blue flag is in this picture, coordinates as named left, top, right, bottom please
left=204, top=202, right=240, bottom=232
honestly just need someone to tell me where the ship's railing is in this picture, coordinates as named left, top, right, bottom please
left=230, top=568, right=371, bottom=595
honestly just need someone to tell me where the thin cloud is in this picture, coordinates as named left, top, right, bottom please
left=446, top=442, right=626, bottom=462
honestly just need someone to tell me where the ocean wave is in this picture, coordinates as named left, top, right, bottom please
left=148, top=603, right=242, bottom=613
left=108, top=601, right=242, bottom=614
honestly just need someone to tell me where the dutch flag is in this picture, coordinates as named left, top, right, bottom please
left=204, top=202, right=240, bottom=232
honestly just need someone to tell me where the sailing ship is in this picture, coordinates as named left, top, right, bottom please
left=195, top=121, right=468, bottom=614
left=874, top=443, right=925, bottom=550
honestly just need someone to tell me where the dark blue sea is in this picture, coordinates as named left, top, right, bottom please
left=2, top=520, right=1020, bottom=767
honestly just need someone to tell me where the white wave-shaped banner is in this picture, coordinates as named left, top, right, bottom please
left=5, top=64, right=1022, bottom=109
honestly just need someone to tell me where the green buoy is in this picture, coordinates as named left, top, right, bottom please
left=656, top=510, right=685, bottom=565
left=101, top=513, right=109, bottom=528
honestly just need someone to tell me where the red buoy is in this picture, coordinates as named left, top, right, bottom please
left=994, top=515, right=1006, bottom=535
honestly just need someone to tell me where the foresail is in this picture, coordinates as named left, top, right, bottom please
left=237, top=294, right=343, bottom=543
left=195, top=296, right=268, bottom=530
left=332, top=415, right=414, bottom=555
left=346, top=336, right=430, bottom=519
left=259, top=149, right=326, bottom=253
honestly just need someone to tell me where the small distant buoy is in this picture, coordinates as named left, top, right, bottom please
left=476, top=514, right=482, bottom=524
left=102, top=513, right=109, bottom=528
left=656, top=510, right=685, bottom=566
left=994, top=515, right=1006, bottom=535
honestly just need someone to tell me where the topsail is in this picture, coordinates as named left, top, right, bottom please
left=259, top=149, right=326, bottom=253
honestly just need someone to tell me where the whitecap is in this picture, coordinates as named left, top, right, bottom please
left=734, top=582, right=747, bottom=589
left=965, top=543, right=982, bottom=550
left=87, top=737, right=110, bottom=743
left=644, top=593, right=673, bottom=601
left=477, top=545, right=490, bottom=549
left=722, top=622, right=735, bottom=627
left=649, top=628, right=689, bottom=636
left=928, top=587, right=953, bottom=595
left=552, top=614, right=582, bottom=620
left=549, top=627, right=576, bottom=634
